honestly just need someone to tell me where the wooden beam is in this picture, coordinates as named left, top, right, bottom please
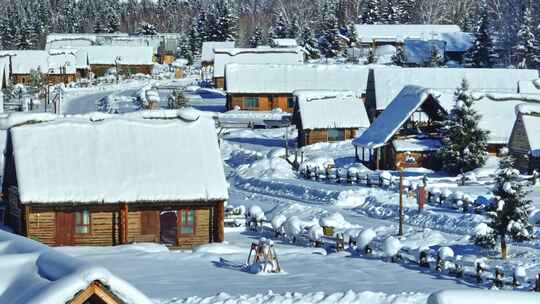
left=215, top=201, right=225, bottom=243
left=120, top=203, right=129, bottom=245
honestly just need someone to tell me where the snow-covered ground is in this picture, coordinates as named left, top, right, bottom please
left=4, top=73, right=539, bottom=304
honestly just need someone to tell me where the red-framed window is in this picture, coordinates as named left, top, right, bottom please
left=178, top=209, right=195, bottom=235
left=74, top=210, right=91, bottom=234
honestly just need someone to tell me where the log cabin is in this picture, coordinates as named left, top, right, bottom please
left=353, top=86, right=446, bottom=170
left=82, top=46, right=155, bottom=77
left=509, top=106, right=540, bottom=173
left=214, top=47, right=304, bottom=89
left=225, top=64, right=371, bottom=113
left=200, top=41, right=235, bottom=82
left=292, top=90, right=370, bottom=147
left=3, top=111, right=228, bottom=248
left=0, top=229, right=153, bottom=304
left=2, top=50, right=78, bottom=85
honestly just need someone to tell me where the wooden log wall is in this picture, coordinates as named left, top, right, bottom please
left=227, top=94, right=295, bottom=112
left=302, top=129, right=357, bottom=147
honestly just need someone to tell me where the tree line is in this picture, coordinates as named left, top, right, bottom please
left=0, top=0, right=538, bottom=68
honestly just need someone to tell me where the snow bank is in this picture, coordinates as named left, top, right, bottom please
left=0, top=230, right=152, bottom=304
left=237, top=156, right=295, bottom=180
left=172, top=290, right=428, bottom=304
left=427, top=289, right=540, bottom=304
left=193, top=243, right=245, bottom=255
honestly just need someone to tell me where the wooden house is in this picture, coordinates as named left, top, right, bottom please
left=353, top=86, right=446, bottom=170
left=214, top=47, right=304, bottom=89
left=354, top=24, right=461, bottom=49
left=292, top=90, right=370, bottom=147
left=3, top=112, right=228, bottom=248
left=4, top=50, right=78, bottom=85
left=0, top=229, right=153, bottom=304
left=82, top=46, right=154, bottom=77
left=200, top=41, right=235, bottom=82
left=225, top=64, right=370, bottom=113
left=509, top=106, right=540, bottom=173
left=367, top=66, right=539, bottom=120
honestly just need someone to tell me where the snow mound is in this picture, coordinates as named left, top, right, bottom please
left=178, top=107, right=201, bottom=121
left=427, top=289, right=540, bottom=304
left=357, top=229, right=377, bottom=249
left=284, top=216, right=305, bottom=238
left=237, top=157, right=295, bottom=180
left=193, top=243, right=245, bottom=255
left=437, top=247, right=454, bottom=260
left=271, top=214, right=287, bottom=232
left=383, top=237, right=401, bottom=257
left=247, top=206, right=266, bottom=222
left=473, top=223, right=492, bottom=236
left=319, top=212, right=347, bottom=229
left=308, top=225, right=324, bottom=242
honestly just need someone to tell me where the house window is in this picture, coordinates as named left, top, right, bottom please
left=287, top=97, right=295, bottom=109
left=244, top=97, right=259, bottom=109
left=75, top=210, right=90, bottom=234
left=328, top=129, right=346, bottom=142
left=178, top=209, right=195, bottom=235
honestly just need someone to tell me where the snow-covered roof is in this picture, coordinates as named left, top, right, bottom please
left=111, top=36, right=162, bottom=53
left=82, top=46, right=154, bottom=65
left=440, top=32, right=474, bottom=53
left=10, top=115, right=228, bottom=204
left=404, top=39, right=446, bottom=65
left=355, top=24, right=461, bottom=43
left=294, top=90, right=370, bottom=130
left=518, top=79, right=540, bottom=94
left=45, top=34, right=98, bottom=50
left=201, top=41, right=235, bottom=63
left=392, top=137, right=442, bottom=152
left=1, top=50, right=77, bottom=75
left=225, top=64, right=370, bottom=94
left=214, top=48, right=304, bottom=78
left=521, top=115, right=540, bottom=157
left=373, top=66, right=539, bottom=110
left=272, top=38, right=298, bottom=48
left=353, top=86, right=443, bottom=149
left=0, top=230, right=152, bottom=304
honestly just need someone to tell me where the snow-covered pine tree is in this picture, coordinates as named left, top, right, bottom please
left=270, top=12, right=289, bottom=39
left=248, top=26, right=263, bottom=48
left=299, top=25, right=320, bottom=59
left=177, top=35, right=193, bottom=65
left=104, top=6, right=120, bottom=34
left=391, top=46, right=407, bottom=66
left=464, top=2, right=497, bottom=68
left=318, top=9, right=341, bottom=59
left=195, top=12, right=209, bottom=43
left=427, top=45, right=444, bottom=67
left=482, top=154, right=533, bottom=259
left=361, top=0, right=381, bottom=25
left=381, top=0, right=399, bottom=24
left=345, top=23, right=357, bottom=47
left=513, top=7, right=539, bottom=69
left=288, top=16, right=300, bottom=39
left=436, top=79, right=489, bottom=174
left=17, top=20, right=36, bottom=50
left=397, top=0, right=416, bottom=24
left=213, top=0, right=238, bottom=41
left=138, top=22, right=159, bottom=36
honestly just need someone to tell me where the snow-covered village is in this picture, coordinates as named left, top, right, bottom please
left=2, top=0, right=540, bottom=303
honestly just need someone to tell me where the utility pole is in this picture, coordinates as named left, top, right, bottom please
left=399, top=167, right=404, bottom=236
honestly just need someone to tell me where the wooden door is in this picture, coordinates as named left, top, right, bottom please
left=56, top=211, right=74, bottom=246
left=159, top=211, right=177, bottom=245
left=141, top=210, right=160, bottom=237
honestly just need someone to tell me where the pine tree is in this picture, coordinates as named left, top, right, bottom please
left=17, top=20, right=35, bottom=50
left=381, top=0, right=399, bottom=24
left=318, top=10, right=341, bottom=59
left=427, top=45, right=444, bottom=67
left=104, top=6, right=120, bottom=33
left=177, top=35, right=193, bottom=65
left=288, top=16, right=300, bottom=39
left=392, top=46, right=407, bottom=66
left=480, top=154, right=533, bottom=259
left=513, top=7, right=539, bottom=69
left=248, top=26, right=263, bottom=48
left=464, top=2, right=497, bottom=68
left=188, top=17, right=202, bottom=56
left=345, top=23, right=357, bottom=47
left=362, top=0, right=381, bottom=24
left=299, top=25, right=320, bottom=59
left=138, top=22, right=159, bottom=36
left=270, top=12, right=288, bottom=39
left=437, top=79, right=490, bottom=174
left=397, top=0, right=416, bottom=24
left=213, top=0, right=237, bottom=41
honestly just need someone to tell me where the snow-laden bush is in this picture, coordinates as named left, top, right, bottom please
left=356, top=229, right=376, bottom=249
left=271, top=214, right=287, bottom=234
left=471, top=223, right=496, bottom=249
left=319, top=213, right=346, bottom=230
left=437, top=247, right=454, bottom=261
left=308, top=225, right=324, bottom=242
left=382, top=237, right=401, bottom=258
left=514, top=266, right=527, bottom=284
left=284, top=216, right=305, bottom=242
left=247, top=206, right=266, bottom=222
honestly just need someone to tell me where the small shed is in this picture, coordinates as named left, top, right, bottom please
left=214, top=47, right=304, bottom=89
left=509, top=106, right=540, bottom=173
left=225, top=63, right=370, bottom=113
left=353, top=86, right=446, bottom=170
left=4, top=111, right=228, bottom=248
left=292, top=90, right=370, bottom=147
left=82, top=46, right=155, bottom=77
left=0, top=229, right=153, bottom=304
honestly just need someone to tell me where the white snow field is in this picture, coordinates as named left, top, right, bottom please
left=5, top=73, right=540, bottom=304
